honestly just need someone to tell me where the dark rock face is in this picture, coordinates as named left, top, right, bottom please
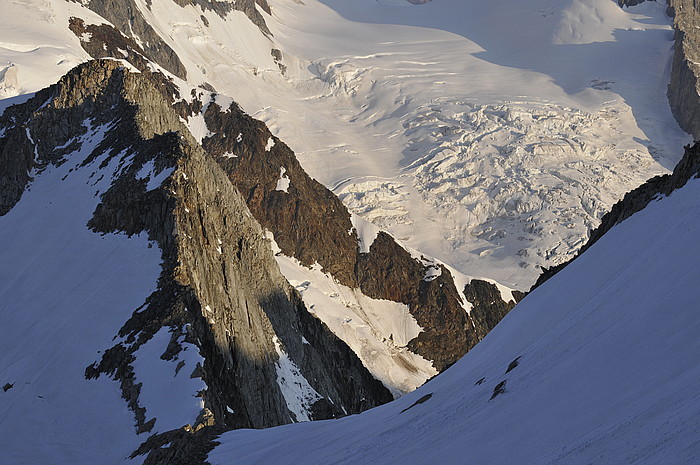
left=171, top=0, right=272, bottom=35
left=201, top=101, right=361, bottom=287
left=199, top=100, right=520, bottom=373
left=356, top=232, right=473, bottom=372
left=618, top=0, right=652, bottom=7
left=463, top=280, right=524, bottom=343
left=667, top=0, right=700, bottom=138
left=534, top=141, right=700, bottom=289
left=0, top=59, right=392, bottom=462
left=0, top=106, right=35, bottom=215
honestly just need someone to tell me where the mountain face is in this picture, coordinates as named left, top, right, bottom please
left=46, top=0, right=524, bottom=392
left=0, top=59, right=398, bottom=462
left=205, top=8, right=700, bottom=462
left=0, top=54, right=519, bottom=464
left=1, top=0, right=698, bottom=463
left=207, top=156, right=700, bottom=465
left=197, top=98, right=523, bottom=374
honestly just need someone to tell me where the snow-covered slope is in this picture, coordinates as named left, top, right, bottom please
left=0, top=102, right=163, bottom=464
left=208, top=170, right=700, bottom=465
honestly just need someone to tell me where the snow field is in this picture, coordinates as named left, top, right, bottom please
left=253, top=0, right=691, bottom=288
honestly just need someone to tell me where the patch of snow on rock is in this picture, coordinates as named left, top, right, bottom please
left=136, top=159, right=174, bottom=191
left=275, top=166, right=290, bottom=192
left=131, top=327, right=207, bottom=433
left=350, top=213, right=379, bottom=254
left=272, top=335, right=322, bottom=422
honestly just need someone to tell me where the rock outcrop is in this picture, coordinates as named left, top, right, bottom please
left=667, top=0, right=700, bottom=138
left=0, top=59, right=392, bottom=462
left=464, top=281, right=526, bottom=341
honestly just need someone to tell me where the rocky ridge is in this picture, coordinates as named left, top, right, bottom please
left=0, top=59, right=392, bottom=462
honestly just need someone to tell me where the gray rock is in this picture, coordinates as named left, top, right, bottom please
left=667, top=0, right=700, bottom=138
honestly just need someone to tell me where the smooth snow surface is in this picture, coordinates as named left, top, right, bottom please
left=209, top=177, right=700, bottom=465
left=0, top=124, right=162, bottom=463
left=131, top=327, right=206, bottom=433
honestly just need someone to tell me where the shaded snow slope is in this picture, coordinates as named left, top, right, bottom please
left=209, top=177, right=700, bottom=464
left=0, top=123, right=161, bottom=464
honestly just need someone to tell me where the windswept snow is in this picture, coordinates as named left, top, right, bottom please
left=209, top=176, right=700, bottom=465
